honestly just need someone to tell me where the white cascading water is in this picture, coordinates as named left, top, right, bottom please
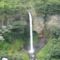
left=28, top=12, right=34, bottom=54
left=2, top=58, right=8, bottom=60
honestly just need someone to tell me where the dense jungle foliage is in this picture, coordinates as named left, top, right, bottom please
left=0, top=0, right=60, bottom=60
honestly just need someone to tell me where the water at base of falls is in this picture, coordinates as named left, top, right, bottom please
left=2, top=58, right=8, bottom=60
left=29, top=49, right=34, bottom=54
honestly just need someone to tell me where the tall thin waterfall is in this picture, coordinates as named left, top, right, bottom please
left=28, top=12, right=34, bottom=54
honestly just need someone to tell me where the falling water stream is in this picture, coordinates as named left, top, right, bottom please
left=29, top=12, right=34, bottom=53
left=28, top=12, right=35, bottom=60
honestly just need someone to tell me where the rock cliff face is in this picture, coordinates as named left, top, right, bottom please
left=47, top=15, right=60, bottom=30
left=33, top=16, right=44, bottom=34
left=31, top=11, right=44, bottom=34
left=32, top=14, right=60, bottom=34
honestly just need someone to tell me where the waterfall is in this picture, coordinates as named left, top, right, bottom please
left=28, top=12, right=34, bottom=54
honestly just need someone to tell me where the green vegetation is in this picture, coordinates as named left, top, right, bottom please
left=37, top=38, right=60, bottom=60
left=0, top=40, right=29, bottom=60
left=0, top=0, right=60, bottom=60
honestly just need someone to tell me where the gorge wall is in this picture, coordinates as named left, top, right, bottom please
left=32, top=14, right=60, bottom=34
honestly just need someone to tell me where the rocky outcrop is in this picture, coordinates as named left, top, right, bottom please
left=33, top=16, right=44, bottom=34
left=47, top=15, right=60, bottom=30
left=32, top=14, right=60, bottom=34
